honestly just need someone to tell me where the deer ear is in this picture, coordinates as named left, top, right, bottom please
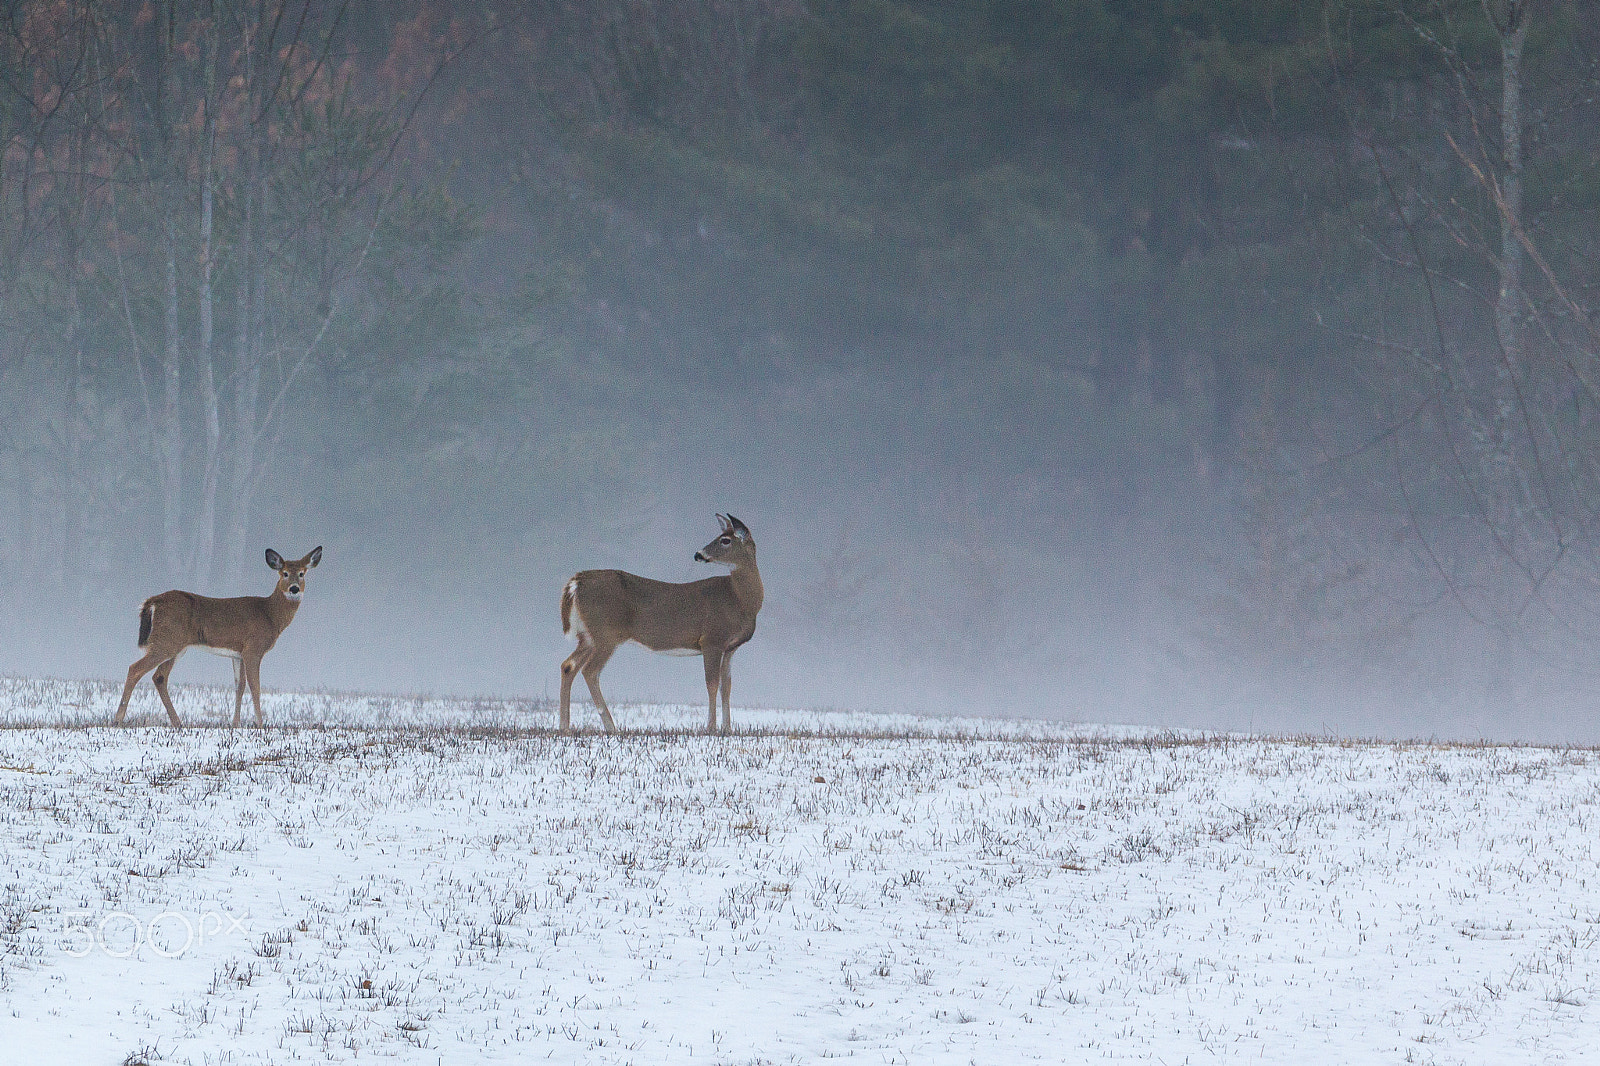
left=265, top=549, right=284, bottom=570
left=309, top=546, right=323, bottom=568
left=715, top=513, right=731, bottom=532
left=727, top=515, right=751, bottom=540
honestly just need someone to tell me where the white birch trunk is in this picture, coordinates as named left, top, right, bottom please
left=193, top=33, right=221, bottom=587
left=227, top=131, right=264, bottom=582
left=161, top=214, right=183, bottom=577
left=1494, top=2, right=1530, bottom=370
left=157, top=0, right=184, bottom=578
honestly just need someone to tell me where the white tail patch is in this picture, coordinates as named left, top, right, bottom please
left=566, top=579, right=589, bottom=642
left=137, top=599, right=155, bottom=648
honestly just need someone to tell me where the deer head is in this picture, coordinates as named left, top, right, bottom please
left=694, top=514, right=755, bottom=567
left=266, top=546, right=323, bottom=601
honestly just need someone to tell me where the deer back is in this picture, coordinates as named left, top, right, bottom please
left=142, top=590, right=294, bottom=656
left=570, top=569, right=752, bottom=653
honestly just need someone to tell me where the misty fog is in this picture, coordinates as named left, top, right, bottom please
left=3, top=1, right=1600, bottom=741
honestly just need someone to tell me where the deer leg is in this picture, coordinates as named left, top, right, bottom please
left=114, top=650, right=166, bottom=725
left=580, top=644, right=619, bottom=734
left=231, top=657, right=246, bottom=728
left=244, top=655, right=264, bottom=728
left=150, top=656, right=183, bottom=728
left=720, top=654, right=733, bottom=735
left=559, top=639, right=593, bottom=733
left=703, top=650, right=724, bottom=734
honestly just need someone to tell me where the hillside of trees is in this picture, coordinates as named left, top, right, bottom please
left=2, top=0, right=1599, bottom=737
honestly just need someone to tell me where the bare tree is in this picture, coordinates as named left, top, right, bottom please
left=1336, top=0, right=1600, bottom=700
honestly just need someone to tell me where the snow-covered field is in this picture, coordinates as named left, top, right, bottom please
left=3, top=678, right=1600, bottom=1064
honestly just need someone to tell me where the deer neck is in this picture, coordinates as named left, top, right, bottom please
left=728, top=556, right=764, bottom=616
left=266, top=588, right=301, bottom=635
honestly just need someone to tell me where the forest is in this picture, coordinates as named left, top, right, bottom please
left=1, top=0, right=1599, bottom=739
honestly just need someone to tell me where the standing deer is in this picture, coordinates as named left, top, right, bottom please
left=560, top=514, right=763, bottom=734
left=113, top=547, right=323, bottom=728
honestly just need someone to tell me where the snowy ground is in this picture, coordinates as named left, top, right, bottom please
left=2, top=678, right=1599, bottom=1064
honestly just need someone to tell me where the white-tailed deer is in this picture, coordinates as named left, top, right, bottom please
left=561, top=514, right=763, bottom=734
left=113, top=547, right=323, bottom=728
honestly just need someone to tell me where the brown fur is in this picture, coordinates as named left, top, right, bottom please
left=113, top=547, right=323, bottom=728
left=560, top=515, right=763, bottom=734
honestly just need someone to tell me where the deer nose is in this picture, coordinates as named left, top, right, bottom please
left=288, top=584, right=301, bottom=595
left=693, top=551, right=707, bottom=562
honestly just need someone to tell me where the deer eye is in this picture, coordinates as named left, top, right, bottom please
left=720, top=537, right=732, bottom=546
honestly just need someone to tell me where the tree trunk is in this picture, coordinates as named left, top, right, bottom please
left=157, top=0, right=183, bottom=579
left=161, top=214, right=183, bottom=578
left=193, top=31, right=220, bottom=587
left=61, top=269, right=85, bottom=598
left=227, top=142, right=263, bottom=582
left=1494, top=2, right=1530, bottom=370
left=1487, top=0, right=1535, bottom=716
left=59, top=118, right=88, bottom=599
